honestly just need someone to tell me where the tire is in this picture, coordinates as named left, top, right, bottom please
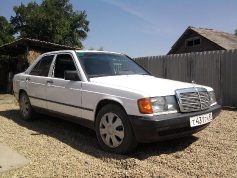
left=95, top=104, right=137, bottom=154
left=19, top=92, right=36, bottom=121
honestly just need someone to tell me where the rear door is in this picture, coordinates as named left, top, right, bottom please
left=26, top=55, right=54, bottom=109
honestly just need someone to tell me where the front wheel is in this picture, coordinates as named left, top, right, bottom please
left=19, top=92, right=35, bottom=121
left=95, top=104, right=137, bottom=154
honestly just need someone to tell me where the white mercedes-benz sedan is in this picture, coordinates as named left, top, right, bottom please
left=13, top=50, right=221, bottom=154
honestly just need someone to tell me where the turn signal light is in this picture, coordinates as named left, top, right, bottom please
left=137, top=98, right=153, bottom=114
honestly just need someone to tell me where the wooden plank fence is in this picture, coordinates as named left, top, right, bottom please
left=134, top=49, right=237, bottom=107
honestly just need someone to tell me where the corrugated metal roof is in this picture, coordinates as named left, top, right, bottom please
left=0, top=38, right=78, bottom=55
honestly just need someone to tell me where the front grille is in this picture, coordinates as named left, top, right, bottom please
left=176, top=88, right=210, bottom=112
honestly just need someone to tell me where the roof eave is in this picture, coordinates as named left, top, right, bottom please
left=167, top=26, right=194, bottom=55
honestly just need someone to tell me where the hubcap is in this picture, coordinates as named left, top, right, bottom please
left=20, top=95, right=29, bottom=117
left=99, top=112, right=124, bottom=148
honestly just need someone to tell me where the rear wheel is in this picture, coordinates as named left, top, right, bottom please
left=19, top=92, right=35, bottom=121
left=96, top=104, right=137, bottom=154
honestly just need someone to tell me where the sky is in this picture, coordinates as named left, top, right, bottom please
left=0, top=0, right=236, bottom=58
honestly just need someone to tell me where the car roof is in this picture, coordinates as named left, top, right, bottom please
left=42, top=50, right=123, bottom=56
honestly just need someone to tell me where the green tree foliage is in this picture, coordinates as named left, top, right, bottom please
left=88, top=46, right=104, bottom=51
left=10, top=0, right=89, bottom=48
left=98, top=46, right=104, bottom=51
left=235, top=29, right=237, bottom=36
left=88, top=47, right=95, bottom=50
left=0, top=16, right=15, bottom=46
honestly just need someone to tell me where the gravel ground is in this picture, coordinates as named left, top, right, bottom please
left=0, top=94, right=236, bottom=177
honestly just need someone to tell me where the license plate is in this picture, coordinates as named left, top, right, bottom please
left=190, top=112, right=213, bottom=127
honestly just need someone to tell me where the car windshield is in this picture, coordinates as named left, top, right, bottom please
left=77, top=52, right=149, bottom=78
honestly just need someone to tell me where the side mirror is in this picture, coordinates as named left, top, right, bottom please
left=64, top=70, right=80, bottom=81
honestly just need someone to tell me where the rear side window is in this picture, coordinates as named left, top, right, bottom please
left=29, top=55, right=54, bottom=76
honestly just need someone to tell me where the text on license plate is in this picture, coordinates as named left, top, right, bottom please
left=190, top=112, right=213, bottom=127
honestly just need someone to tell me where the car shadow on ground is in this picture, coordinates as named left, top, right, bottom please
left=222, top=106, right=237, bottom=111
left=0, top=109, right=198, bottom=160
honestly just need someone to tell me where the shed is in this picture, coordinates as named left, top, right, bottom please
left=0, top=38, right=77, bottom=92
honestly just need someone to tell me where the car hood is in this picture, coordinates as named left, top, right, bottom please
left=90, top=75, right=212, bottom=97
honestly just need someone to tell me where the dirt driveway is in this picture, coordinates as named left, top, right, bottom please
left=0, top=94, right=236, bottom=177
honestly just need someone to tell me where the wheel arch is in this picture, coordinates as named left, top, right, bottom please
left=18, top=89, right=27, bottom=100
left=95, top=99, right=127, bottom=122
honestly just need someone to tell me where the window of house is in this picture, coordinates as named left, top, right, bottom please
left=185, top=37, right=201, bottom=47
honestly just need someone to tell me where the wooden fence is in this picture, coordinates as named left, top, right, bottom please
left=134, top=49, right=237, bottom=107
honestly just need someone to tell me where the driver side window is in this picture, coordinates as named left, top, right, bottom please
left=53, top=54, right=77, bottom=79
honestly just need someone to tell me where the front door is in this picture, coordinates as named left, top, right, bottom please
left=45, top=53, right=82, bottom=117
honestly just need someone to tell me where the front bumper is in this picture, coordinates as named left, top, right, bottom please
left=129, top=104, right=222, bottom=143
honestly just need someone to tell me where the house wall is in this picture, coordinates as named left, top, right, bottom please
left=0, top=65, right=7, bottom=91
left=1, top=49, right=43, bottom=93
left=170, top=31, right=223, bottom=54
left=13, top=49, right=43, bottom=74
left=0, top=57, right=17, bottom=92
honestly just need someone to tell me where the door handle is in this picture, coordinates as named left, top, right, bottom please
left=47, top=80, right=54, bottom=84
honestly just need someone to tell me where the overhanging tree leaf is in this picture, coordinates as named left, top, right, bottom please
left=10, top=0, right=90, bottom=48
left=0, top=16, right=15, bottom=46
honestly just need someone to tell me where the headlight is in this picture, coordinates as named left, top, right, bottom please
left=209, top=91, right=217, bottom=106
left=151, top=97, right=166, bottom=112
left=138, top=96, right=178, bottom=114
